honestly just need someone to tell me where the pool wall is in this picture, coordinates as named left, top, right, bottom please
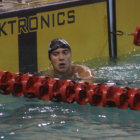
left=116, top=0, right=140, bottom=57
left=0, top=0, right=140, bottom=73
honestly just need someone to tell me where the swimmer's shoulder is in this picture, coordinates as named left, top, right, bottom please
left=72, top=64, right=94, bottom=75
left=72, top=64, right=94, bottom=83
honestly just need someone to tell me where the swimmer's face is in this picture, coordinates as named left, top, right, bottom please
left=50, top=48, right=71, bottom=73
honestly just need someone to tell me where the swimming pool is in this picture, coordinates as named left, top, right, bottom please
left=1, top=55, right=140, bottom=140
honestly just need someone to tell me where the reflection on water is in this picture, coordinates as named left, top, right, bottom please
left=92, top=55, right=140, bottom=88
left=1, top=97, right=140, bottom=140
left=1, top=55, right=140, bottom=140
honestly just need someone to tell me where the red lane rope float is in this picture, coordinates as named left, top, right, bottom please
left=133, top=26, right=140, bottom=46
left=0, top=71, right=140, bottom=110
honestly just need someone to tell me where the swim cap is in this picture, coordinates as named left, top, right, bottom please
left=48, top=38, right=71, bottom=59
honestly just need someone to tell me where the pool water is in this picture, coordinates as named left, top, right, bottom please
left=1, top=55, right=140, bottom=140
left=94, top=54, right=140, bottom=88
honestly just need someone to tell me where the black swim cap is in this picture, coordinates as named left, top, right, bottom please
left=48, top=38, right=71, bottom=59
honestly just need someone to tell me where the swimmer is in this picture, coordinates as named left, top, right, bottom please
left=44, top=38, right=94, bottom=83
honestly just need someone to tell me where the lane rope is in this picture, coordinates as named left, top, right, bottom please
left=0, top=71, right=140, bottom=110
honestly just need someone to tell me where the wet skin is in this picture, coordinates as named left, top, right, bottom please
left=50, top=48, right=72, bottom=74
left=45, top=48, right=94, bottom=83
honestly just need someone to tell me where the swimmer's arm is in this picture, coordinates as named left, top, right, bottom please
left=80, top=72, right=94, bottom=83
left=78, top=66, right=94, bottom=83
